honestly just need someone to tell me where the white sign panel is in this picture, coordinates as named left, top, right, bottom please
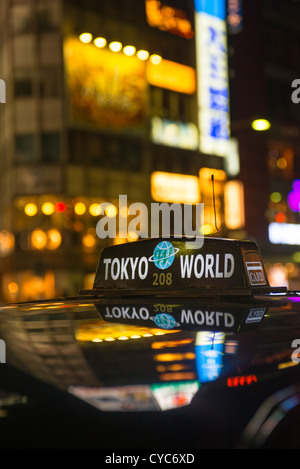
left=194, top=0, right=230, bottom=157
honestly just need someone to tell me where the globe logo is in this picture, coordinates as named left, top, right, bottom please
left=149, top=241, right=179, bottom=270
left=151, top=313, right=179, bottom=329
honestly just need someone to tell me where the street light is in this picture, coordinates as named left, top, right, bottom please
left=251, top=118, right=271, bottom=131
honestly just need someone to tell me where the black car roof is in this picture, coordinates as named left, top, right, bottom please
left=1, top=237, right=300, bottom=449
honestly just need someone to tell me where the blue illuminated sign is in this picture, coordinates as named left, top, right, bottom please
left=194, top=0, right=226, bottom=19
left=194, top=0, right=230, bottom=157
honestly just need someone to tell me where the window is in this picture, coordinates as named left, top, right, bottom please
left=41, top=132, right=60, bottom=162
left=11, top=4, right=33, bottom=35
left=88, top=134, right=104, bottom=166
left=125, top=142, right=142, bottom=172
left=15, top=134, right=35, bottom=162
left=39, top=67, right=61, bottom=97
left=37, top=0, right=61, bottom=32
left=106, top=141, right=121, bottom=169
left=14, top=68, right=33, bottom=97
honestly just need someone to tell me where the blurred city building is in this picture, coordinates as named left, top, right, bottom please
left=0, top=0, right=298, bottom=302
left=228, top=0, right=300, bottom=288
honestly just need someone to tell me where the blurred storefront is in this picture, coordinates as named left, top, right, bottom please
left=8, top=0, right=298, bottom=302
left=0, top=0, right=245, bottom=302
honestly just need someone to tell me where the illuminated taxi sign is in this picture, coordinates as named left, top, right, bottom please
left=91, top=237, right=284, bottom=296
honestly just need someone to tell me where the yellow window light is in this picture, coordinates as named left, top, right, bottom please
left=8, top=282, right=19, bottom=294
left=154, top=352, right=195, bottom=362
left=74, top=202, right=86, bottom=215
left=31, top=229, right=47, bottom=250
left=199, top=224, right=214, bottom=235
left=79, top=32, right=93, bottom=44
left=94, top=37, right=107, bottom=48
left=109, top=41, right=122, bottom=52
left=137, top=49, right=149, bottom=61
left=224, top=180, right=245, bottom=230
left=82, top=233, right=96, bottom=248
left=123, top=45, right=136, bottom=56
left=277, top=157, right=287, bottom=169
left=24, top=203, right=38, bottom=216
left=0, top=230, right=14, bottom=254
left=47, top=229, right=62, bottom=250
left=151, top=171, right=200, bottom=204
left=251, top=119, right=271, bottom=131
left=41, top=202, right=55, bottom=216
left=199, top=167, right=226, bottom=196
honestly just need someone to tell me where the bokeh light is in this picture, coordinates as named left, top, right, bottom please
left=123, top=45, right=136, bottom=56
left=109, top=41, right=122, bottom=52
left=31, top=229, right=47, bottom=250
left=89, top=203, right=102, bottom=216
left=74, top=202, right=86, bottom=215
left=82, top=233, right=96, bottom=248
left=150, top=54, right=162, bottom=65
left=24, top=203, right=38, bottom=216
left=55, top=202, right=66, bottom=213
left=42, top=202, right=55, bottom=215
left=94, top=37, right=107, bottom=48
left=137, top=49, right=149, bottom=61
left=8, top=282, right=19, bottom=294
left=47, top=229, right=62, bottom=250
left=105, top=204, right=117, bottom=217
left=251, top=119, right=271, bottom=131
left=79, top=32, right=93, bottom=43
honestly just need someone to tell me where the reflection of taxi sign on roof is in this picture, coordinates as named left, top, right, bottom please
left=81, top=237, right=286, bottom=297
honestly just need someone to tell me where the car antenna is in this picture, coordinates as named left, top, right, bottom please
left=211, top=174, right=220, bottom=236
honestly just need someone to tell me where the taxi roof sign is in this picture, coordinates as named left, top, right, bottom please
left=81, top=237, right=286, bottom=297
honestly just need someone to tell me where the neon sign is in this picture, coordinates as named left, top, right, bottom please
left=269, top=222, right=300, bottom=245
left=145, top=0, right=194, bottom=39
left=151, top=117, right=198, bottom=150
left=194, top=0, right=230, bottom=157
left=151, top=171, right=200, bottom=204
left=146, top=58, right=196, bottom=94
left=288, top=179, right=300, bottom=212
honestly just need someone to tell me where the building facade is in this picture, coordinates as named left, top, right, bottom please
left=0, top=0, right=246, bottom=302
left=229, top=0, right=300, bottom=288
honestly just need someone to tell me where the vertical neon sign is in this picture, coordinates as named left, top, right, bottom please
left=194, top=0, right=230, bottom=157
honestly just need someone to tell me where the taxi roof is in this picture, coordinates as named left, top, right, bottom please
left=1, top=237, right=300, bottom=449
left=1, top=290, right=300, bottom=449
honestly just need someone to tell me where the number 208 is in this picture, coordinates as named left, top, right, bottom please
left=153, top=272, right=172, bottom=286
